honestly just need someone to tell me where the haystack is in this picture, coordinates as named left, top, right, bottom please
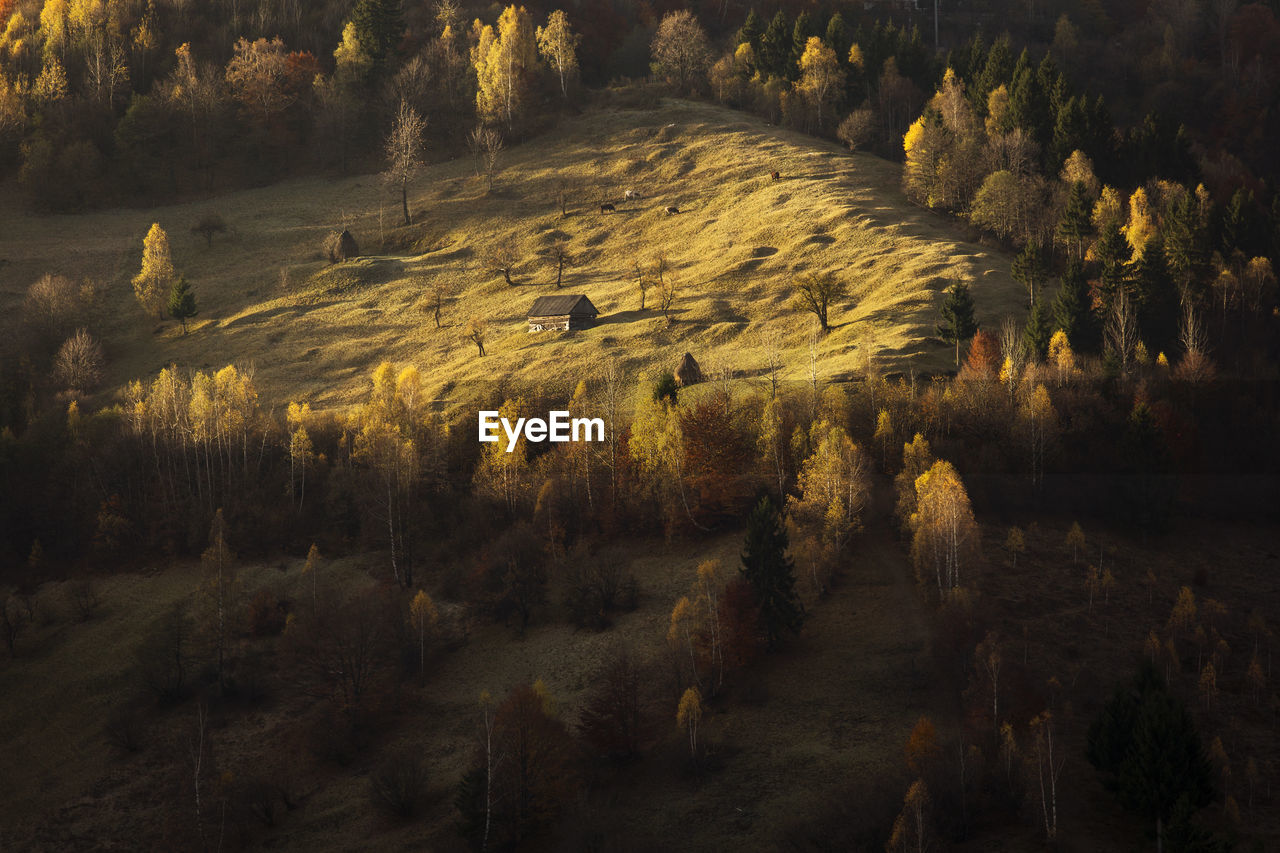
left=325, top=229, right=360, bottom=264
left=675, top=352, right=702, bottom=387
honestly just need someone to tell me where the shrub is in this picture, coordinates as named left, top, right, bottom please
left=54, top=328, right=105, bottom=393
left=24, top=273, right=79, bottom=337
left=191, top=212, right=228, bottom=247
left=370, top=752, right=429, bottom=818
left=104, top=703, right=146, bottom=754
left=247, top=589, right=286, bottom=636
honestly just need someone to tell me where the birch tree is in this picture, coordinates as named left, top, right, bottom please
left=535, top=10, right=578, bottom=99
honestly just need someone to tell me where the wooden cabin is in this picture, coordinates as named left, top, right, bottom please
left=527, top=294, right=600, bottom=332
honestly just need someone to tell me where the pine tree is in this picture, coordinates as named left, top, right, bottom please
left=790, top=11, right=814, bottom=77
left=1056, top=180, right=1093, bottom=261
left=1087, top=663, right=1214, bottom=847
left=737, top=8, right=763, bottom=52
left=824, top=12, right=848, bottom=59
left=349, top=0, right=404, bottom=79
left=167, top=276, right=197, bottom=333
left=1053, top=258, right=1098, bottom=351
left=938, top=280, right=978, bottom=366
left=1023, top=300, right=1054, bottom=361
left=1095, top=221, right=1131, bottom=309
left=740, top=496, right=803, bottom=651
left=759, top=10, right=790, bottom=78
left=1130, top=236, right=1178, bottom=354
left=1012, top=240, right=1049, bottom=308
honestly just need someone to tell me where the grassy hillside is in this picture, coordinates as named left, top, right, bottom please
left=0, top=99, right=1021, bottom=410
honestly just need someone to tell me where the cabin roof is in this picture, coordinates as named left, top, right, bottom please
left=527, top=294, right=599, bottom=317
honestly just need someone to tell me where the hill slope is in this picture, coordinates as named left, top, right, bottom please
left=0, top=99, right=1021, bottom=408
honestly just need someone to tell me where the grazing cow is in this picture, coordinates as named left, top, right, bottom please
left=600, top=203, right=616, bottom=213
left=770, top=170, right=781, bottom=180
left=624, top=189, right=638, bottom=201
left=665, top=205, right=680, bottom=215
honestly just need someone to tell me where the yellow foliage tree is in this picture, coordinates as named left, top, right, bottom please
left=909, top=459, right=978, bottom=597
left=796, top=36, right=843, bottom=129
left=676, top=686, right=702, bottom=760
left=535, top=9, right=578, bottom=99
left=472, top=5, right=535, bottom=128
left=1123, top=187, right=1156, bottom=257
left=132, top=222, right=175, bottom=317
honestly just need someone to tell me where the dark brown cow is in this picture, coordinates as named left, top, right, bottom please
left=664, top=205, right=680, bottom=215
left=770, top=170, right=781, bottom=180
left=600, top=203, right=616, bottom=213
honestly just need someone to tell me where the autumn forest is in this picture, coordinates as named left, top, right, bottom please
left=1, top=0, right=1279, bottom=851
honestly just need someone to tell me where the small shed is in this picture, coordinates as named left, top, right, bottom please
left=528, top=294, right=599, bottom=332
left=675, top=352, right=702, bottom=387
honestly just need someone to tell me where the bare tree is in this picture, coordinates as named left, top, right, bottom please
left=484, top=246, right=520, bottom=286
left=24, top=273, right=79, bottom=337
left=384, top=99, right=427, bottom=225
left=1104, top=288, right=1139, bottom=376
left=425, top=277, right=453, bottom=328
left=466, top=315, right=488, bottom=356
left=544, top=239, right=575, bottom=288
left=54, top=328, right=105, bottom=393
left=468, top=126, right=504, bottom=193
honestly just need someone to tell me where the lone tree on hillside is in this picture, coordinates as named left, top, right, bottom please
left=650, top=10, right=712, bottom=94
left=168, top=277, right=198, bottom=333
left=791, top=271, right=847, bottom=333
left=191, top=213, right=227, bottom=247
left=133, top=223, right=176, bottom=318
left=740, top=496, right=804, bottom=651
left=54, top=329, right=104, bottom=393
left=465, top=315, right=488, bottom=356
left=468, top=126, right=504, bottom=192
left=384, top=99, right=427, bottom=225
left=938, top=280, right=977, bottom=365
left=545, top=239, right=575, bottom=288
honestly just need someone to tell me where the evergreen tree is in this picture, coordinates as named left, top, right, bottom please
left=1095, top=221, right=1131, bottom=308
left=737, top=8, right=763, bottom=52
left=167, top=276, right=198, bottom=334
left=349, top=0, right=404, bottom=78
left=975, top=34, right=1013, bottom=108
left=1087, top=663, right=1213, bottom=845
left=1052, top=96, right=1089, bottom=172
left=1023, top=300, right=1054, bottom=361
left=1131, top=237, right=1178, bottom=355
left=1164, top=188, right=1211, bottom=303
left=1057, top=180, right=1094, bottom=261
left=1012, top=240, right=1049, bottom=308
left=824, top=12, right=849, bottom=60
left=740, top=496, right=803, bottom=651
left=791, top=12, right=816, bottom=77
left=1053, top=258, right=1098, bottom=351
left=937, top=280, right=978, bottom=366
left=759, top=11, right=791, bottom=78
left=1222, top=188, right=1262, bottom=258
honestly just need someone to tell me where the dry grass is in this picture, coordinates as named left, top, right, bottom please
left=0, top=99, right=1020, bottom=412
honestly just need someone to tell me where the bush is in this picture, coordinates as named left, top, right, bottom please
left=66, top=576, right=101, bottom=621
left=191, top=212, right=228, bottom=247
left=54, top=328, right=105, bottom=393
left=24, top=273, right=80, bottom=337
left=370, top=752, right=429, bottom=818
left=247, top=589, right=286, bottom=636
left=652, top=371, right=678, bottom=404
left=104, top=703, right=146, bottom=754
